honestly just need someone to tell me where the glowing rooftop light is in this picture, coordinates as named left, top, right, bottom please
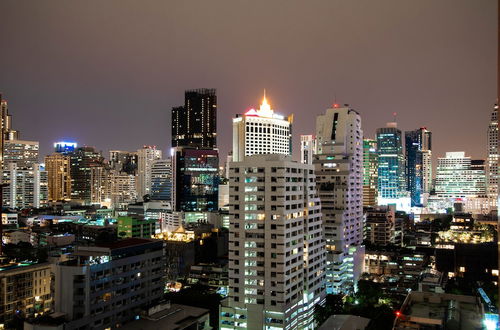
left=243, top=90, right=285, bottom=120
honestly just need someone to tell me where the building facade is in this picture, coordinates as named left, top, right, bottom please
left=314, top=106, right=364, bottom=294
left=221, top=154, right=325, bottom=329
left=69, top=147, right=104, bottom=204
left=232, top=95, right=292, bottom=162
left=136, top=146, right=162, bottom=200
left=150, top=159, right=172, bottom=201
left=172, top=89, right=217, bottom=149
left=300, top=135, right=316, bottom=165
left=405, top=128, right=432, bottom=207
left=362, top=139, right=378, bottom=207
left=486, top=104, right=498, bottom=201
left=45, top=153, right=71, bottom=201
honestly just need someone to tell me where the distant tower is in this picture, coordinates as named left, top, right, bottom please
left=405, top=128, right=432, bottom=206
left=300, top=135, right=316, bottom=165
left=172, top=89, right=217, bottom=149
left=363, top=138, right=378, bottom=207
left=487, top=105, right=499, bottom=201
left=136, top=146, right=162, bottom=200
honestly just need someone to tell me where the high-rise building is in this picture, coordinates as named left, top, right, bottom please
left=232, top=94, right=292, bottom=162
left=172, top=148, right=219, bottom=212
left=172, top=89, right=217, bottom=149
left=363, top=139, right=378, bottom=207
left=377, top=122, right=406, bottom=203
left=435, top=152, right=486, bottom=198
left=0, top=94, right=20, bottom=174
left=300, top=135, right=317, bottom=165
left=364, top=206, right=398, bottom=246
left=2, top=163, right=47, bottom=208
left=4, top=139, right=39, bottom=168
left=54, top=141, right=77, bottom=154
left=314, top=105, right=364, bottom=294
left=486, top=104, right=498, bottom=201
left=405, top=128, right=432, bottom=206
left=45, top=153, right=72, bottom=201
left=150, top=159, right=172, bottom=201
left=90, top=165, right=111, bottom=206
left=221, top=154, right=325, bottom=329
left=108, top=170, right=137, bottom=209
left=136, top=146, right=162, bottom=200
left=109, top=150, right=138, bottom=175
left=69, top=147, right=104, bottom=204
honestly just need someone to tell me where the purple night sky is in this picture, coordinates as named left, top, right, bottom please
left=0, top=0, right=496, bottom=163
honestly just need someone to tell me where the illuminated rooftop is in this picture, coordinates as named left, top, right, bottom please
left=243, top=91, right=285, bottom=120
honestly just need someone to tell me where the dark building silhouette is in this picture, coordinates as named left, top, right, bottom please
left=172, top=89, right=217, bottom=149
left=69, top=147, right=104, bottom=204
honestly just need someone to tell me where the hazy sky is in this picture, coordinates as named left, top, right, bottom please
left=0, top=0, right=496, bottom=162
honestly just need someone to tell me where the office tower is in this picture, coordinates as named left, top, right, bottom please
left=109, top=170, right=137, bottom=209
left=314, top=105, right=364, bottom=294
left=172, top=148, right=219, bottom=212
left=150, top=159, right=172, bottom=201
left=232, top=94, right=292, bottom=162
left=45, top=153, right=71, bottom=201
left=136, top=146, right=162, bottom=200
left=487, top=104, right=498, bottom=200
left=53, top=239, right=165, bottom=329
left=2, top=163, right=47, bottom=208
left=0, top=263, right=53, bottom=325
left=54, top=141, right=77, bottom=154
left=0, top=95, right=20, bottom=174
left=70, top=146, right=104, bottom=204
left=376, top=122, right=406, bottom=204
left=221, top=154, right=325, bottom=329
left=435, top=152, right=486, bottom=198
left=3, top=139, right=39, bottom=168
left=172, top=89, right=217, bottom=149
left=109, top=150, right=138, bottom=175
left=300, top=135, right=317, bottom=165
left=363, top=139, right=378, bottom=207
left=405, top=128, right=432, bottom=206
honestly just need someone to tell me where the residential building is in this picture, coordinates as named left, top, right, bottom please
left=486, top=104, right=499, bottom=202
left=53, top=238, right=165, bottom=329
left=3, top=139, right=39, bottom=168
left=364, top=206, right=397, bottom=246
left=314, top=105, right=364, bottom=294
left=0, top=262, right=53, bottom=325
left=69, top=147, right=104, bottom=204
left=300, top=135, right=316, bottom=165
left=232, top=94, right=292, bottom=162
left=45, top=153, right=71, bottom=201
left=109, top=150, right=138, bottom=175
left=136, top=146, right=162, bottom=200
left=221, top=154, right=325, bottom=329
left=172, top=88, right=217, bottom=149
left=362, top=138, right=378, bottom=207
left=2, top=163, right=47, bottom=209
left=109, top=171, right=137, bottom=209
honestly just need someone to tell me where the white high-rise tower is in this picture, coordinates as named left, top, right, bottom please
left=136, top=146, right=162, bottom=200
left=487, top=104, right=499, bottom=202
left=220, top=95, right=326, bottom=329
left=314, top=105, right=364, bottom=294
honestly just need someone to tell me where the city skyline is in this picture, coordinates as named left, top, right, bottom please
left=0, top=0, right=496, bottom=162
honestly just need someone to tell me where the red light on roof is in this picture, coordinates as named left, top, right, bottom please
left=395, top=311, right=401, bottom=317
left=333, top=103, right=340, bottom=108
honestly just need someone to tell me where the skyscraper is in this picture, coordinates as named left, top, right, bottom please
left=232, top=94, right=292, bottom=162
left=300, top=135, right=317, bottom=165
left=45, top=153, right=71, bottom=201
left=363, top=138, right=378, bottom=207
left=136, top=146, right=162, bottom=200
left=314, top=105, right=364, bottom=294
left=172, top=89, right=217, bottom=149
left=2, top=163, right=47, bottom=209
left=69, top=146, right=104, bottom=204
left=377, top=122, right=406, bottom=204
left=486, top=104, right=498, bottom=201
left=405, top=128, right=432, bottom=206
left=4, top=139, right=39, bottom=168
left=172, top=148, right=218, bottom=212
left=150, top=158, right=173, bottom=201
left=221, top=154, right=324, bottom=329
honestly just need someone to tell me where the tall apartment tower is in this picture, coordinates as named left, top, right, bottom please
left=69, top=147, right=104, bottom=204
left=376, top=122, right=406, bottom=204
left=172, top=89, right=217, bottom=149
left=221, top=155, right=325, bottom=329
left=487, top=104, right=498, bottom=201
left=150, top=158, right=173, bottom=201
left=314, top=105, right=364, bottom=294
left=45, top=153, right=72, bottom=201
left=232, top=94, right=292, bottom=162
left=3, top=140, right=39, bottom=168
left=136, top=146, right=162, bottom=200
left=363, top=139, right=378, bottom=207
left=221, top=95, right=325, bottom=329
left=405, top=128, right=432, bottom=206
left=300, top=135, right=317, bottom=165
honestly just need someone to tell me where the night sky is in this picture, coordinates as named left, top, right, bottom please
left=0, top=0, right=496, bottom=163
